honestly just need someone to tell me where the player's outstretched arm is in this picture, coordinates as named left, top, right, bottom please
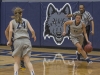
left=66, top=11, right=78, bottom=18
left=27, top=21, right=36, bottom=42
left=62, top=20, right=73, bottom=36
left=66, top=14, right=73, bottom=18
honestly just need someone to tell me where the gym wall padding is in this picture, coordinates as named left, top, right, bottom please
left=0, top=1, right=2, bottom=44
left=0, top=2, right=100, bottom=49
left=92, top=2, right=100, bottom=49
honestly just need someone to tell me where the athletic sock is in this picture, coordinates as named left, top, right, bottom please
left=31, top=71, right=35, bottom=75
left=14, top=71, right=18, bottom=75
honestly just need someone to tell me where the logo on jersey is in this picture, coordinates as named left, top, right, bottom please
left=43, top=3, right=72, bottom=45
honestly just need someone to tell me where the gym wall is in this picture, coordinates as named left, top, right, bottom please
left=0, top=1, right=100, bottom=49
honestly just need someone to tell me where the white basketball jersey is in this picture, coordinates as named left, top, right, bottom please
left=12, top=18, right=29, bottom=40
left=70, top=20, right=83, bottom=36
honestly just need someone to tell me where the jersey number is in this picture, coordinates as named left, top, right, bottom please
left=17, top=21, right=25, bottom=29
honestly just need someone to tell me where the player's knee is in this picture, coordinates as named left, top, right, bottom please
left=23, top=59, right=27, bottom=64
left=14, top=62, right=20, bottom=66
left=77, top=46, right=83, bottom=52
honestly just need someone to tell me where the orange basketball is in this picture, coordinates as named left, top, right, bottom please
left=84, top=44, right=93, bottom=53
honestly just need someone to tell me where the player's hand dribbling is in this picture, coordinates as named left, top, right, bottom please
left=62, top=31, right=66, bottom=36
left=87, top=40, right=92, bottom=45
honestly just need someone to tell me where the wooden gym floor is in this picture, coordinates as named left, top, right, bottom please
left=0, top=46, right=100, bottom=75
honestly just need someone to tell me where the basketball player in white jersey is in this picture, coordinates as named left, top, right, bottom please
left=7, top=7, right=36, bottom=75
left=62, top=13, right=92, bottom=63
left=5, top=24, right=26, bottom=70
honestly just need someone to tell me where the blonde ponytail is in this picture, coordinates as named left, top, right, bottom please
left=11, top=7, right=23, bottom=24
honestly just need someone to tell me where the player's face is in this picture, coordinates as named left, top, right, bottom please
left=75, top=15, right=81, bottom=23
left=79, top=5, right=85, bottom=13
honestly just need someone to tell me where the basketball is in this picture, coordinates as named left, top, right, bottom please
left=84, top=44, right=93, bottom=53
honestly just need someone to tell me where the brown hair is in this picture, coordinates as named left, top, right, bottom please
left=75, top=13, right=82, bottom=19
left=11, top=7, right=23, bottom=23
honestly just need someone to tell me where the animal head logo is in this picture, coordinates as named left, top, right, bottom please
left=43, top=3, right=72, bottom=45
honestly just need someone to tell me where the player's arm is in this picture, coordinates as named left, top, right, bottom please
left=67, top=14, right=73, bottom=18
left=66, top=11, right=78, bottom=18
left=7, top=21, right=13, bottom=46
left=5, top=25, right=10, bottom=41
left=27, top=21, right=36, bottom=41
left=90, top=20, right=94, bottom=35
left=63, top=20, right=73, bottom=35
left=82, top=23, right=91, bottom=44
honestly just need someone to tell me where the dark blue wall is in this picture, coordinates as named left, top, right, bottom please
left=0, top=1, right=1, bottom=44
left=0, top=2, right=100, bottom=49
left=0, top=2, right=41, bottom=46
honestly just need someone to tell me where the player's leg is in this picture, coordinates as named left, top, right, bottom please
left=75, top=43, right=87, bottom=59
left=76, top=51, right=81, bottom=60
left=12, top=39, right=26, bottom=70
left=75, top=42, right=92, bottom=63
left=76, top=35, right=84, bottom=60
left=24, top=55, right=35, bottom=75
left=22, top=38, right=35, bottom=75
left=13, top=56, right=20, bottom=75
left=70, top=35, right=92, bottom=63
left=70, top=36, right=81, bottom=60
left=11, top=40, right=20, bottom=74
left=12, top=39, right=23, bottom=75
